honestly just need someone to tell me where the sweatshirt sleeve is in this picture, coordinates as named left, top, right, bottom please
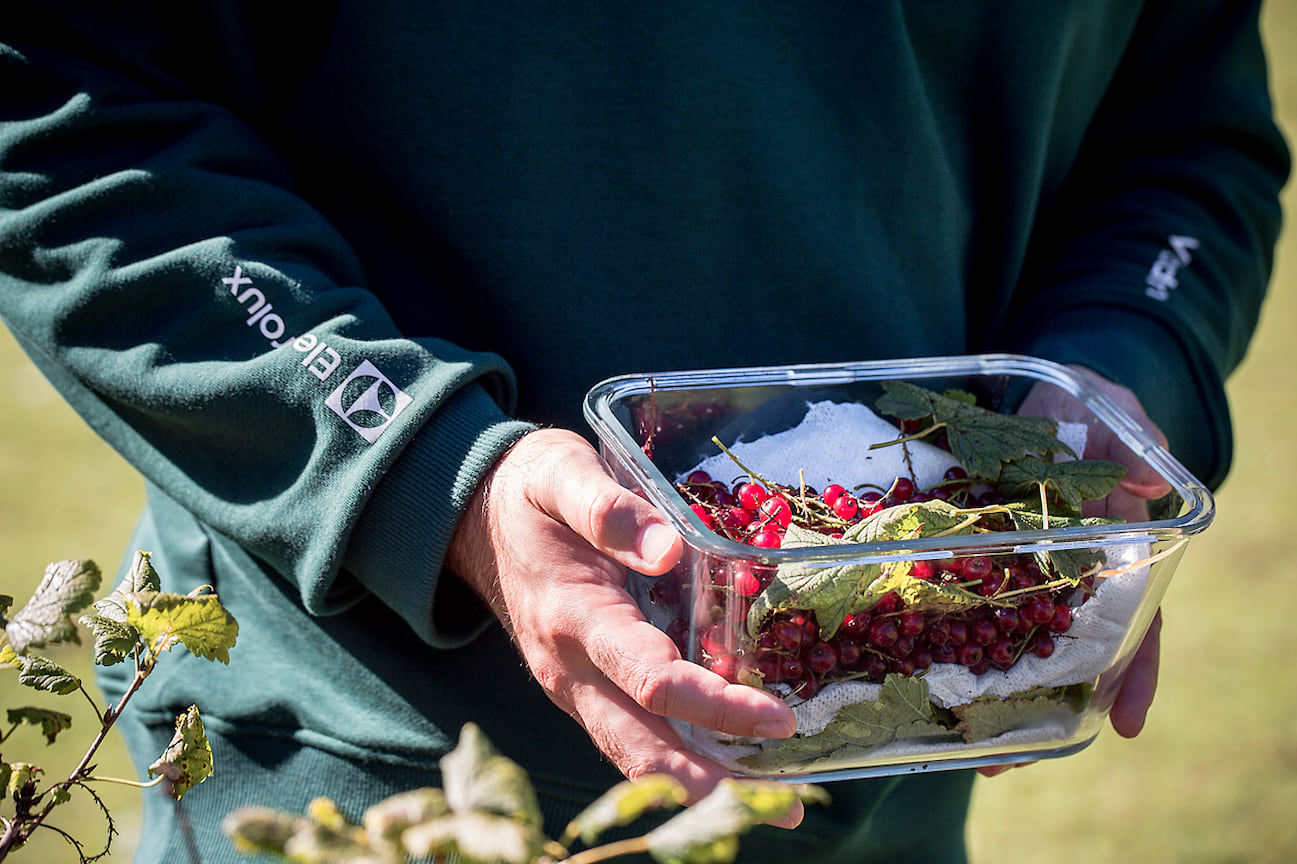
left=1003, top=0, right=1290, bottom=489
left=0, top=11, right=533, bottom=646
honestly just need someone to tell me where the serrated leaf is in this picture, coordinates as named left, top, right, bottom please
left=126, top=590, right=238, bottom=663
left=402, top=810, right=542, bottom=864
left=5, top=559, right=101, bottom=653
left=148, top=705, right=213, bottom=800
left=7, top=706, right=74, bottom=744
left=950, top=684, right=1092, bottom=743
left=739, top=675, right=953, bottom=771
left=13, top=653, right=81, bottom=695
left=440, top=723, right=543, bottom=830
left=749, top=501, right=981, bottom=638
left=566, top=774, right=687, bottom=846
left=999, top=456, right=1127, bottom=516
left=77, top=613, right=139, bottom=667
left=93, top=551, right=162, bottom=625
left=875, top=380, right=1069, bottom=479
left=1003, top=504, right=1116, bottom=582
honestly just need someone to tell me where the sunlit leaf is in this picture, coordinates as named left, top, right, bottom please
left=4, top=763, right=40, bottom=802
left=565, top=774, right=687, bottom=846
left=363, top=787, right=449, bottom=849
left=875, top=380, right=1069, bottom=478
left=126, top=590, right=238, bottom=664
left=77, top=613, right=139, bottom=667
left=148, top=705, right=213, bottom=800
left=440, top=723, right=543, bottom=829
left=749, top=501, right=981, bottom=638
left=401, top=810, right=542, bottom=864
left=739, top=675, right=952, bottom=770
left=5, top=559, right=101, bottom=653
left=93, top=550, right=161, bottom=624
left=644, top=778, right=810, bottom=864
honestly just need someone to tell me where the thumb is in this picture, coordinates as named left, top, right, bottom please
left=525, top=429, right=685, bottom=575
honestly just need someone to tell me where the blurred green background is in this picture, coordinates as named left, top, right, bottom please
left=2, top=6, right=1295, bottom=863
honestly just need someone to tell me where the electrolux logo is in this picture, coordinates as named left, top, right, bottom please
left=324, top=360, right=414, bottom=444
left=220, top=264, right=413, bottom=444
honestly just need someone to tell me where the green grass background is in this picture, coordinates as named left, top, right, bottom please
left=2, top=7, right=1295, bottom=862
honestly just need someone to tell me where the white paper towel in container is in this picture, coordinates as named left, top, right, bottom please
left=677, top=399, right=1151, bottom=765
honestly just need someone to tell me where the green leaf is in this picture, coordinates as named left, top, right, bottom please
left=93, top=550, right=161, bottom=624
left=645, top=778, right=811, bottom=864
left=148, top=705, right=213, bottom=800
left=565, top=774, right=687, bottom=846
left=1003, top=504, right=1117, bottom=582
left=7, top=706, right=73, bottom=744
left=13, top=653, right=81, bottom=695
left=749, top=501, right=981, bottom=638
left=401, top=810, right=543, bottom=864
left=4, top=763, right=40, bottom=802
left=875, top=380, right=1069, bottom=479
left=126, top=589, right=239, bottom=664
left=77, top=613, right=140, bottom=667
left=998, top=456, right=1127, bottom=516
left=4, top=559, right=101, bottom=653
left=440, top=723, right=543, bottom=831
left=739, top=675, right=953, bottom=771
left=951, top=683, right=1094, bottom=742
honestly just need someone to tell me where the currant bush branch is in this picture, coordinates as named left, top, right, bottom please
left=0, top=552, right=237, bottom=862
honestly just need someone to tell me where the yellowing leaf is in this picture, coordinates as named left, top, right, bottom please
left=148, top=705, right=213, bottom=800
left=645, top=778, right=806, bottom=864
left=5, top=559, right=101, bottom=653
left=401, top=810, right=542, bottom=864
left=749, top=501, right=982, bottom=638
left=565, top=774, right=687, bottom=846
left=440, top=723, right=543, bottom=830
left=126, top=590, right=238, bottom=664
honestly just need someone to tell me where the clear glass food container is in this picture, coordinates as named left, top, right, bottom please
left=584, top=354, right=1213, bottom=781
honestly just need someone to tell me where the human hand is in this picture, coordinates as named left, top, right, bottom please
left=979, top=366, right=1172, bottom=778
left=446, top=428, right=802, bottom=824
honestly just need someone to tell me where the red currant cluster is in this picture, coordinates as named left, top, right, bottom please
left=678, top=465, right=986, bottom=550
left=655, top=469, right=1087, bottom=698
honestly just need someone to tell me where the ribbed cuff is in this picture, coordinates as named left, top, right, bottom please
left=342, top=384, right=535, bottom=647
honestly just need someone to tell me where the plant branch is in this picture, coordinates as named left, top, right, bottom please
left=562, top=836, right=652, bottom=864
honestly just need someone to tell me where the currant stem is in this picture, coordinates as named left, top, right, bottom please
left=562, top=836, right=652, bottom=864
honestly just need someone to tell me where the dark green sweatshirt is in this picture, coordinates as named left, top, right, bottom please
left=0, top=2, right=1288, bottom=862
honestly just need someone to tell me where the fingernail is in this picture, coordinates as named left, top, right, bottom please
left=754, top=719, right=795, bottom=739
left=637, top=522, right=678, bottom=563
